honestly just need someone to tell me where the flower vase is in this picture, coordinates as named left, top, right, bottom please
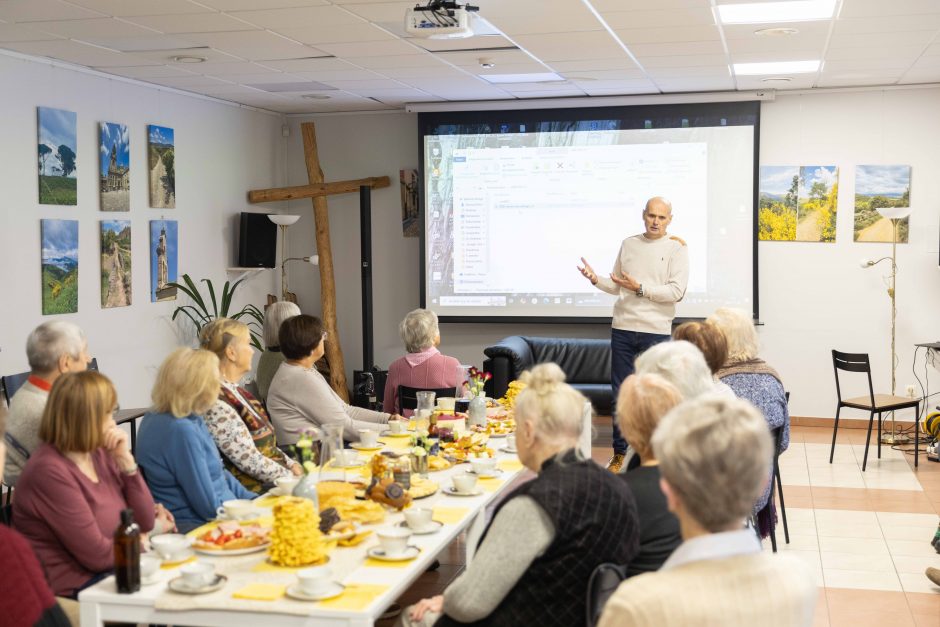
left=468, top=395, right=487, bottom=427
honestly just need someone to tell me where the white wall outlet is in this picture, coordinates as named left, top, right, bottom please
left=905, top=384, right=916, bottom=397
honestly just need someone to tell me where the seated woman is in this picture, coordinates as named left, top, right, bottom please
left=136, top=348, right=255, bottom=533
left=13, top=371, right=157, bottom=598
left=5, top=320, right=91, bottom=487
left=383, top=309, right=461, bottom=416
left=268, top=315, right=401, bottom=445
left=616, top=373, right=683, bottom=577
left=634, top=340, right=715, bottom=401
left=0, top=400, right=72, bottom=626
left=707, top=306, right=789, bottom=522
left=405, top=363, right=639, bottom=627
left=255, top=301, right=301, bottom=403
left=672, top=321, right=735, bottom=398
left=599, top=396, right=816, bottom=627
left=200, top=318, right=301, bottom=494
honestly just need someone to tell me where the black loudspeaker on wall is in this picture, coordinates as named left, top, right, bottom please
left=238, top=212, right=277, bottom=268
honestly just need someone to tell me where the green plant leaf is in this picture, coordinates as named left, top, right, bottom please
left=201, top=279, right=218, bottom=318
left=172, top=305, right=209, bottom=334
left=222, top=278, right=244, bottom=315
left=176, top=274, right=209, bottom=316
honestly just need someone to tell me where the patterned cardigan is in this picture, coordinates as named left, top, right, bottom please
left=203, top=382, right=296, bottom=494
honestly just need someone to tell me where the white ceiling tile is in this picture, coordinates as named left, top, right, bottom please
left=256, top=56, right=361, bottom=72
left=899, top=68, right=940, bottom=82
left=78, top=35, right=202, bottom=52
left=817, top=71, right=903, bottom=87
left=343, top=1, right=415, bottom=22
left=378, top=65, right=472, bottom=79
left=599, top=8, right=716, bottom=29
left=628, top=40, right=726, bottom=57
left=148, top=74, right=235, bottom=89
left=315, top=39, right=422, bottom=57
left=909, top=54, right=940, bottom=69
left=725, top=35, right=825, bottom=55
left=504, top=88, right=589, bottom=98
left=131, top=46, right=243, bottom=63
left=341, top=86, right=438, bottom=100
left=0, top=21, right=63, bottom=42
left=274, top=23, right=397, bottom=45
left=291, top=69, right=388, bottom=81
left=558, top=67, right=647, bottom=80
left=349, top=53, right=450, bottom=69
left=637, top=54, right=729, bottom=68
left=1, top=38, right=157, bottom=66
left=0, top=0, right=105, bottom=23
left=653, top=76, right=735, bottom=91
left=486, top=11, right=601, bottom=35
left=823, top=57, right=916, bottom=71
left=922, top=42, right=940, bottom=56
left=580, top=82, right=660, bottom=96
left=736, top=75, right=817, bottom=90
left=195, top=0, right=327, bottom=10
left=728, top=51, right=822, bottom=63
left=93, top=64, right=198, bottom=78
left=548, top=58, right=642, bottom=71
left=614, top=25, right=722, bottom=44
left=229, top=72, right=315, bottom=84
left=829, top=30, right=936, bottom=49
left=190, top=61, right=283, bottom=76
left=834, top=14, right=940, bottom=34
left=319, top=78, right=407, bottom=89
left=492, top=81, right=578, bottom=92
left=229, top=5, right=362, bottom=29
left=409, top=35, right=514, bottom=52
left=26, top=17, right=159, bottom=39
left=183, top=30, right=324, bottom=60
left=512, top=31, right=627, bottom=61
left=590, top=0, right=705, bottom=9
left=434, top=48, right=536, bottom=67
left=65, top=0, right=212, bottom=17
left=646, top=65, right=731, bottom=79
left=721, top=21, right=832, bottom=40
left=824, top=44, right=924, bottom=60
left=839, top=0, right=940, bottom=18
left=473, top=63, right=554, bottom=75
left=122, top=13, right=259, bottom=34
left=570, top=78, right=661, bottom=91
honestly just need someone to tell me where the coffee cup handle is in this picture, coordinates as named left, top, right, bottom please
left=216, top=506, right=226, bottom=519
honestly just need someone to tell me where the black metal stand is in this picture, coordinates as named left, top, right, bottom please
left=353, top=185, right=383, bottom=410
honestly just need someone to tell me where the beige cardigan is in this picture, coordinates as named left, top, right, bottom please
left=598, top=552, right=817, bottom=627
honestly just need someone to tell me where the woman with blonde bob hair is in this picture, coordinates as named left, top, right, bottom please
left=406, top=363, right=639, bottom=627
left=14, top=371, right=157, bottom=598
left=706, top=307, right=789, bottom=535
left=616, top=373, right=683, bottom=576
left=137, top=348, right=255, bottom=533
left=201, top=318, right=300, bottom=494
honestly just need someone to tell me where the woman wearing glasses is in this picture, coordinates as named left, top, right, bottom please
left=267, top=315, right=402, bottom=446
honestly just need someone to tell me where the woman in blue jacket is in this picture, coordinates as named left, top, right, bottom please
left=136, top=348, right=254, bottom=533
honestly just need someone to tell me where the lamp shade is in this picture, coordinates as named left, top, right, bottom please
left=876, top=206, right=912, bottom=220
left=268, top=214, right=301, bottom=226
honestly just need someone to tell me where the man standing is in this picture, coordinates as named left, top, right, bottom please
left=578, top=197, right=689, bottom=472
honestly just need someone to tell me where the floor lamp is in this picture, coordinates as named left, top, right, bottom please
left=859, top=205, right=912, bottom=445
left=267, top=214, right=317, bottom=301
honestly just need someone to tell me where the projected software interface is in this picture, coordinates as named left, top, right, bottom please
left=425, top=125, right=754, bottom=319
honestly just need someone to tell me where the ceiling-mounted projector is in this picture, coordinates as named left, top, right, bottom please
left=405, top=1, right=479, bottom=39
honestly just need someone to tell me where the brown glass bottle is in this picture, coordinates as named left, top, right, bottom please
left=428, top=411, right=439, bottom=437
left=114, top=508, right=141, bottom=593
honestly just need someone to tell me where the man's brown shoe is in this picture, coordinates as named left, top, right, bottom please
left=927, top=567, right=940, bottom=587
left=607, top=453, right=625, bottom=473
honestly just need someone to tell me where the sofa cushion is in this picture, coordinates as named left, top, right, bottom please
left=483, top=335, right=535, bottom=374
left=573, top=383, right=613, bottom=415
left=525, top=337, right=611, bottom=384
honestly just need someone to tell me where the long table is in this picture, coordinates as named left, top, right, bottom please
left=79, top=443, right=528, bottom=627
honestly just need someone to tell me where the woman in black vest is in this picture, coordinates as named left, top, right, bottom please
left=404, top=363, right=640, bottom=627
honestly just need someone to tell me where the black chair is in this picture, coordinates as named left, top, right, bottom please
left=0, top=502, right=11, bottom=526
left=585, top=562, right=627, bottom=626
left=767, top=424, right=789, bottom=553
left=831, top=350, right=920, bottom=471
left=397, top=385, right=457, bottom=414
left=1, top=357, right=98, bottom=404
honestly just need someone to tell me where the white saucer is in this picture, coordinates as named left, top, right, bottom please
left=381, top=431, right=411, bottom=438
left=159, top=548, right=195, bottom=565
left=367, top=545, right=420, bottom=562
left=350, top=442, right=384, bottom=451
left=194, top=542, right=270, bottom=556
left=140, top=572, right=164, bottom=586
left=168, top=574, right=227, bottom=595
left=443, top=486, right=483, bottom=497
left=397, top=520, right=444, bottom=535
left=499, top=446, right=517, bottom=454
left=215, top=511, right=262, bottom=522
left=330, top=459, right=364, bottom=469
left=468, top=468, right=502, bottom=478
left=286, top=582, right=345, bottom=602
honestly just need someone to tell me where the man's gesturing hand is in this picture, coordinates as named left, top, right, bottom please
left=610, top=271, right=640, bottom=292
left=578, top=257, right=598, bottom=285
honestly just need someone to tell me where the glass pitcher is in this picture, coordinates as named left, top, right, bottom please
left=415, top=391, right=436, bottom=433
left=318, top=423, right=348, bottom=484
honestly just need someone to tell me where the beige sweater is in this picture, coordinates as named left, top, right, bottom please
left=598, top=552, right=816, bottom=627
left=594, top=234, right=689, bottom=335
left=3, top=381, right=48, bottom=487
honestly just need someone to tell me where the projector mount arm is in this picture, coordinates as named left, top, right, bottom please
left=412, top=0, right=479, bottom=25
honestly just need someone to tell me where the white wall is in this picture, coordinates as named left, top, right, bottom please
left=288, top=87, right=940, bottom=421
left=0, top=51, right=287, bottom=407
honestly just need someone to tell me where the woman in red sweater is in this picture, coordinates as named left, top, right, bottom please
left=14, top=371, right=157, bottom=598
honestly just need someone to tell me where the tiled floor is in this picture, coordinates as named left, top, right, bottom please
left=378, top=425, right=940, bottom=627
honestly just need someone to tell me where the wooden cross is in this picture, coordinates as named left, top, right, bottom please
left=248, top=121, right=390, bottom=402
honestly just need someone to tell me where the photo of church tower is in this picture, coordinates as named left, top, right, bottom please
left=99, top=122, right=129, bottom=211
left=150, top=220, right=177, bottom=302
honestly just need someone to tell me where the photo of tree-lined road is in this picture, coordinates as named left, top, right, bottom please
left=100, top=220, right=131, bottom=308
left=759, top=165, right=839, bottom=243
left=38, top=107, right=77, bottom=206
left=854, top=165, right=911, bottom=243
left=148, top=125, right=175, bottom=208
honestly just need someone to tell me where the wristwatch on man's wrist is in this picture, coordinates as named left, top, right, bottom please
left=636, top=284, right=644, bottom=297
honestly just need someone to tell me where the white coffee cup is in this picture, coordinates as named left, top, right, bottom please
left=358, top=429, right=379, bottom=448
left=333, top=449, right=359, bottom=466
left=140, top=554, right=161, bottom=580
left=296, top=565, right=332, bottom=595
left=403, top=507, right=433, bottom=530
left=216, top=499, right=257, bottom=520
left=506, top=434, right=517, bottom=450
left=275, top=475, right=300, bottom=495
left=452, top=472, right=478, bottom=494
left=180, top=561, right=215, bottom=588
left=436, top=397, right=456, bottom=411
left=150, top=533, right=190, bottom=560
left=376, top=527, right=412, bottom=557
left=470, top=457, right=497, bottom=476
left=389, top=420, right=405, bottom=434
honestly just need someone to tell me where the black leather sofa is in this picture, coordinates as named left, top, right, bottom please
left=483, top=336, right=612, bottom=415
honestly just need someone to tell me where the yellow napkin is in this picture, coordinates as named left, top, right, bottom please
left=160, top=555, right=195, bottom=570
left=432, top=507, right=468, bottom=524
left=497, top=459, right=523, bottom=472
left=232, top=583, right=286, bottom=601
left=252, top=556, right=329, bottom=573
left=255, top=494, right=290, bottom=507
left=318, top=583, right=389, bottom=610
left=478, top=480, right=502, bottom=493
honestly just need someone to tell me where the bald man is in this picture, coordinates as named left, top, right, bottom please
left=578, top=197, right=690, bottom=472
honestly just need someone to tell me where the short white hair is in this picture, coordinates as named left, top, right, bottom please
left=399, top=309, right=439, bottom=353
left=652, top=393, right=773, bottom=532
left=514, top=363, right=586, bottom=446
left=645, top=196, right=673, bottom=215
left=26, top=321, right=86, bottom=373
left=707, top=307, right=759, bottom=362
left=263, top=301, right=301, bottom=348
left=634, top=340, right=714, bottom=401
